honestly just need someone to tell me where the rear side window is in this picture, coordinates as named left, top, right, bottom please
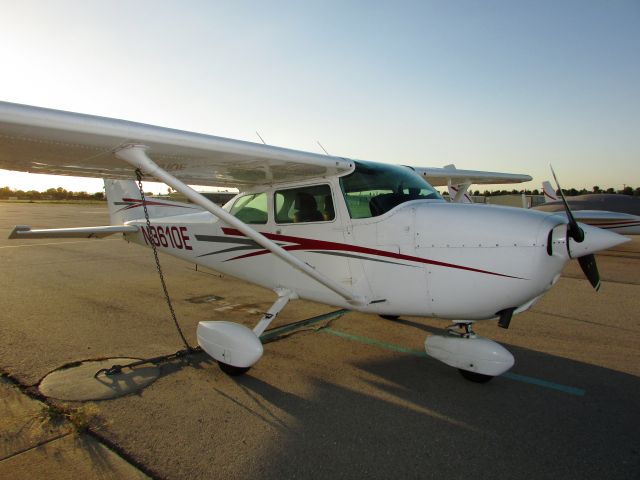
left=229, top=193, right=268, bottom=224
left=275, top=185, right=335, bottom=224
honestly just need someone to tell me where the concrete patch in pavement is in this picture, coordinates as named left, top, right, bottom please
left=39, top=358, right=160, bottom=401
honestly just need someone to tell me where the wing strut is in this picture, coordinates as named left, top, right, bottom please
left=114, top=144, right=365, bottom=306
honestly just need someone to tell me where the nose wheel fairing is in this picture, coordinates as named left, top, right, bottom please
left=425, top=323, right=515, bottom=380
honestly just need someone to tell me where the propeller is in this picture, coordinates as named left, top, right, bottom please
left=578, top=254, right=601, bottom=291
left=550, top=165, right=584, bottom=243
left=549, top=165, right=600, bottom=291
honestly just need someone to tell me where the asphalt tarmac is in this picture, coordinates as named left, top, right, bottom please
left=1, top=202, right=639, bottom=479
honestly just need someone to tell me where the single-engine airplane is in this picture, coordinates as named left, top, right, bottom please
left=0, top=102, right=629, bottom=382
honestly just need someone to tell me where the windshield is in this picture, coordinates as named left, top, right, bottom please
left=340, top=161, right=442, bottom=219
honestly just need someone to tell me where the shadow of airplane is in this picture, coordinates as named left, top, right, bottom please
left=229, top=332, right=640, bottom=480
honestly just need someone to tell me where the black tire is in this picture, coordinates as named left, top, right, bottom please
left=218, top=361, right=251, bottom=376
left=379, top=315, right=400, bottom=320
left=458, top=369, right=494, bottom=383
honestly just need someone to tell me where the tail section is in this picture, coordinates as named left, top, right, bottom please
left=104, top=179, right=201, bottom=225
left=542, top=181, right=558, bottom=203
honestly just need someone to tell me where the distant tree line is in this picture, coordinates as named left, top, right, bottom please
left=464, top=186, right=640, bottom=197
left=2, top=184, right=639, bottom=201
left=0, top=186, right=105, bottom=200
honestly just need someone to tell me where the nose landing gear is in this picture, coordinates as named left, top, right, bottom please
left=425, top=322, right=515, bottom=383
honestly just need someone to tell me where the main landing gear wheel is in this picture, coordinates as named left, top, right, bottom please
left=217, top=361, right=251, bottom=377
left=458, top=369, right=494, bottom=383
left=379, top=315, right=400, bottom=320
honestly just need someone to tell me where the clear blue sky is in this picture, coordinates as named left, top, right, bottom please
left=1, top=0, right=638, bottom=193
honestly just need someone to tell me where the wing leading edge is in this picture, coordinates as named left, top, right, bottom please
left=0, top=102, right=354, bottom=187
left=0, top=102, right=532, bottom=189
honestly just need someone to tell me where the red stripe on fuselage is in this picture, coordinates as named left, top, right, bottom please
left=220, top=228, right=524, bottom=279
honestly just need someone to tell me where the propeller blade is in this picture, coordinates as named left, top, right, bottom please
left=550, top=165, right=602, bottom=291
left=550, top=165, right=584, bottom=243
left=578, top=254, right=601, bottom=291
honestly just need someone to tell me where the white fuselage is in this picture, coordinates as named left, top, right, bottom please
left=120, top=180, right=574, bottom=321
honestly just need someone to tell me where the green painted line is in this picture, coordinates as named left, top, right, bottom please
left=503, top=372, right=586, bottom=396
left=260, top=309, right=349, bottom=343
left=321, top=328, right=427, bottom=357
left=321, top=327, right=586, bottom=396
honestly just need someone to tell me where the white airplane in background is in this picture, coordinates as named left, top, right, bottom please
left=0, top=102, right=629, bottom=383
left=447, top=183, right=473, bottom=203
left=536, top=181, right=640, bottom=235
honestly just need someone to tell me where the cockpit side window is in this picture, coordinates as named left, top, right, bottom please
left=340, top=161, right=442, bottom=219
left=229, top=193, right=268, bottom=224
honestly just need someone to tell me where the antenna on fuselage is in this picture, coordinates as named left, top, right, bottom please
left=317, top=141, right=330, bottom=155
left=256, top=131, right=267, bottom=145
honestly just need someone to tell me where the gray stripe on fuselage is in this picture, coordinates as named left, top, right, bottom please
left=308, top=250, right=418, bottom=267
left=195, top=234, right=288, bottom=258
left=195, top=235, right=260, bottom=246
left=198, top=245, right=260, bottom=257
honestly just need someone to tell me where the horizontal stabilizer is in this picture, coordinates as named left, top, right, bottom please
left=9, top=225, right=138, bottom=239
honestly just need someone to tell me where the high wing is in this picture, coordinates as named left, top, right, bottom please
left=414, top=164, right=531, bottom=187
left=0, top=102, right=532, bottom=189
left=0, top=102, right=353, bottom=187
